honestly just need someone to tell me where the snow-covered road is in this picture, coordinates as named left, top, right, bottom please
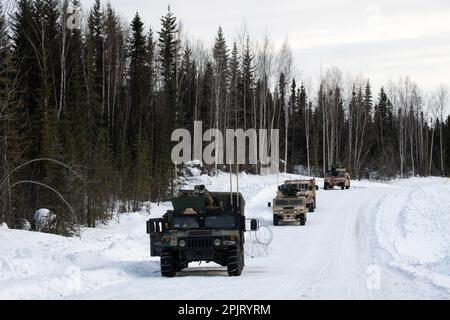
left=0, top=173, right=449, bottom=299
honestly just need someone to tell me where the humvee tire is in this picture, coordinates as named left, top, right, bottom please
left=161, top=250, right=176, bottom=277
left=346, top=183, right=350, bottom=189
left=227, top=247, right=243, bottom=276
left=341, top=184, right=345, bottom=190
left=175, top=260, right=188, bottom=272
left=273, top=214, right=279, bottom=226
left=324, top=183, right=328, bottom=190
left=308, top=204, right=314, bottom=212
left=299, top=213, right=306, bottom=226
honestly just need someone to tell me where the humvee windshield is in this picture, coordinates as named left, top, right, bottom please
left=204, top=214, right=236, bottom=229
left=283, top=183, right=308, bottom=190
left=338, top=173, right=345, bottom=177
left=275, top=199, right=304, bottom=206
left=172, top=215, right=199, bottom=229
left=172, top=214, right=237, bottom=229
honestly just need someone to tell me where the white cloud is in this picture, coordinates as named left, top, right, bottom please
left=81, top=0, right=450, bottom=92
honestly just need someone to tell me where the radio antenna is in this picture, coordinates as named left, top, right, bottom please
left=276, top=162, right=279, bottom=186
left=236, top=163, right=240, bottom=207
left=229, top=161, right=233, bottom=206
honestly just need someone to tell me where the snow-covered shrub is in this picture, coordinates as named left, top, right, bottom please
left=33, top=208, right=57, bottom=232
left=182, top=160, right=207, bottom=177
left=19, top=219, right=31, bottom=231
left=0, top=222, right=8, bottom=230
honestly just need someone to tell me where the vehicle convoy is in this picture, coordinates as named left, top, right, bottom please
left=282, top=179, right=318, bottom=212
left=146, top=185, right=258, bottom=277
left=269, top=181, right=309, bottom=226
left=324, top=167, right=351, bottom=190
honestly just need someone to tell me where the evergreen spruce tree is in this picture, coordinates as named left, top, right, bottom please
left=212, top=26, right=229, bottom=133
left=287, top=79, right=297, bottom=169
left=0, top=3, right=25, bottom=226
left=229, top=43, right=241, bottom=129
left=180, top=44, right=197, bottom=129
left=127, top=13, right=147, bottom=157
left=156, top=8, right=179, bottom=199
left=126, top=12, right=153, bottom=206
left=241, top=37, right=254, bottom=130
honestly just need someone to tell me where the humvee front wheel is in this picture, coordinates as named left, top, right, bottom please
left=227, top=247, right=243, bottom=276
left=273, top=214, right=279, bottom=226
left=161, top=250, right=176, bottom=277
left=308, top=203, right=314, bottom=212
left=324, top=183, right=328, bottom=190
left=299, top=214, right=306, bottom=226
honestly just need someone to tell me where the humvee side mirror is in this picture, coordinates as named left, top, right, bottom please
left=267, top=202, right=271, bottom=207
left=146, top=220, right=154, bottom=233
left=147, top=218, right=163, bottom=234
left=315, top=185, right=319, bottom=190
left=250, top=219, right=259, bottom=231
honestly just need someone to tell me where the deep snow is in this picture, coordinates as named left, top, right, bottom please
left=0, top=173, right=449, bottom=299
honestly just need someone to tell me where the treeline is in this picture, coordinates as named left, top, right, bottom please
left=0, top=0, right=449, bottom=233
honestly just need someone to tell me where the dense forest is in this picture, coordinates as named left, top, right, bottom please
left=0, top=0, right=449, bottom=234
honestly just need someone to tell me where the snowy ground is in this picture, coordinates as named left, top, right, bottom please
left=0, top=173, right=449, bottom=299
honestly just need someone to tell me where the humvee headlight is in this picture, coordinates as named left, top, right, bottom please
left=178, top=240, right=186, bottom=247
left=213, top=238, right=221, bottom=246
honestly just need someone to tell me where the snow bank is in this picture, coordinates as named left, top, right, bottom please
left=374, top=177, right=450, bottom=292
left=0, top=212, right=154, bottom=299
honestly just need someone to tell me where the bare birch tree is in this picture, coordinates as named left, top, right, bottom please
left=430, top=85, right=449, bottom=176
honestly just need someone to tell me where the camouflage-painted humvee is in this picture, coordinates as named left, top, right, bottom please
left=146, top=185, right=258, bottom=277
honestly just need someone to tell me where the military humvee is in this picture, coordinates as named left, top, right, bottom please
left=269, top=182, right=308, bottom=226
left=283, top=179, right=318, bottom=212
left=324, top=167, right=351, bottom=190
left=146, top=185, right=258, bottom=277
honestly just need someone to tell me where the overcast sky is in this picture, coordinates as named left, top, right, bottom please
left=82, top=0, right=450, bottom=94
